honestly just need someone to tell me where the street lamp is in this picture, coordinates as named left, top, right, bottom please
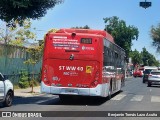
left=139, top=0, right=152, bottom=9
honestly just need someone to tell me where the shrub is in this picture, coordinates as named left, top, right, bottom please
left=18, top=70, right=29, bottom=88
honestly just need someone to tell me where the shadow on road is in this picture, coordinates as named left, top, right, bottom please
left=39, top=90, right=123, bottom=106
left=0, top=90, right=123, bottom=108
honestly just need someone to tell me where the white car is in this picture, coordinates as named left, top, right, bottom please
left=0, top=73, right=14, bottom=107
left=148, top=70, right=160, bottom=87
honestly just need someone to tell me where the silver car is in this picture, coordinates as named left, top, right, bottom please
left=148, top=70, right=160, bottom=87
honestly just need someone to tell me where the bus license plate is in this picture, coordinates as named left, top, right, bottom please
left=65, top=89, right=78, bottom=94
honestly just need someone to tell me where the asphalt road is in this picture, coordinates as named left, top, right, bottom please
left=1, top=77, right=160, bottom=120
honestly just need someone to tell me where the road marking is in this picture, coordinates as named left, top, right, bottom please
left=130, top=95, right=143, bottom=101
left=151, top=96, right=160, bottom=103
left=35, top=96, right=59, bottom=104
left=111, top=94, right=126, bottom=100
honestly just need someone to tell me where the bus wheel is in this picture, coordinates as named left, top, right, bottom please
left=59, top=95, right=70, bottom=101
left=107, top=86, right=112, bottom=100
left=121, top=79, right=125, bottom=87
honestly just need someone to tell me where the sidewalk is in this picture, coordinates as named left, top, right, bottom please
left=14, top=86, right=44, bottom=97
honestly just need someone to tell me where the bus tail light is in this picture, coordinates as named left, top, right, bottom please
left=91, top=71, right=100, bottom=88
left=43, top=68, right=50, bottom=85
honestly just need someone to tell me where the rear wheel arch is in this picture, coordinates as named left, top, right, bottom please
left=8, top=89, right=14, bottom=97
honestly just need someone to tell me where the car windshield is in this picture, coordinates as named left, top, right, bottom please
left=144, top=69, right=152, bottom=74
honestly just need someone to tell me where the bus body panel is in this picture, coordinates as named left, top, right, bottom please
left=41, top=81, right=110, bottom=97
left=41, top=29, right=125, bottom=98
left=45, top=59, right=101, bottom=88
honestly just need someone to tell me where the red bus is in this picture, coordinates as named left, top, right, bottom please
left=41, top=28, right=126, bottom=100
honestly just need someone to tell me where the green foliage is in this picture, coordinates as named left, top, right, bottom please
left=103, top=16, right=139, bottom=62
left=24, top=44, right=43, bottom=92
left=0, top=0, right=63, bottom=24
left=130, top=49, right=142, bottom=66
left=13, top=84, right=20, bottom=89
left=150, top=23, right=160, bottom=52
left=18, top=70, right=29, bottom=88
left=130, top=47, right=160, bottom=67
left=0, top=19, right=36, bottom=46
left=29, top=78, right=39, bottom=87
left=72, top=25, right=90, bottom=29
left=24, top=45, right=43, bottom=65
left=141, top=47, right=159, bottom=66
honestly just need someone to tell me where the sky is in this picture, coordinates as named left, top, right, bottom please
left=1, top=0, right=160, bottom=59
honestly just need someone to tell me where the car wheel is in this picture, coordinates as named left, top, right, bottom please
left=147, top=82, right=151, bottom=87
left=3, top=91, right=13, bottom=107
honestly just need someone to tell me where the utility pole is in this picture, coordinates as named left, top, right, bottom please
left=4, top=22, right=9, bottom=74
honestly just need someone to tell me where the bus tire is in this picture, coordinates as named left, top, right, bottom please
left=121, top=79, right=125, bottom=87
left=59, top=95, right=70, bottom=101
left=107, top=82, right=112, bottom=100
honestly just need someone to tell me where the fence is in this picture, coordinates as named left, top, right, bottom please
left=0, top=44, right=42, bottom=85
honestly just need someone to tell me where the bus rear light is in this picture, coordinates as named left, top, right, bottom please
left=43, top=72, right=47, bottom=81
left=95, top=71, right=100, bottom=80
left=44, top=78, right=47, bottom=81
left=91, top=80, right=98, bottom=88
left=42, top=67, right=50, bottom=85
left=90, top=71, right=100, bottom=87
left=43, top=68, right=46, bottom=73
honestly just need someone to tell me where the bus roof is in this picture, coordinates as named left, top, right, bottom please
left=48, top=28, right=115, bottom=43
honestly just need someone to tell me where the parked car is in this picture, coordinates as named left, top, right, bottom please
left=133, top=68, right=144, bottom=77
left=142, top=66, right=158, bottom=83
left=148, top=70, right=160, bottom=87
left=0, top=73, right=14, bottom=107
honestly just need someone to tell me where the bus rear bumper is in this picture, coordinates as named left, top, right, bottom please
left=41, top=81, right=109, bottom=97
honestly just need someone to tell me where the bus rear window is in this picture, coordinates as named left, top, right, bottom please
left=81, top=38, right=92, bottom=44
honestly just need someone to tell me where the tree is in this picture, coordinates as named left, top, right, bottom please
left=24, top=44, right=43, bottom=93
left=141, top=47, right=159, bottom=66
left=150, top=23, right=160, bottom=52
left=0, top=19, right=37, bottom=78
left=71, top=25, right=90, bottom=29
left=130, top=49, right=142, bottom=67
left=0, top=0, right=63, bottom=25
left=103, top=16, right=139, bottom=62
left=0, top=19, right=36, bottom=46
